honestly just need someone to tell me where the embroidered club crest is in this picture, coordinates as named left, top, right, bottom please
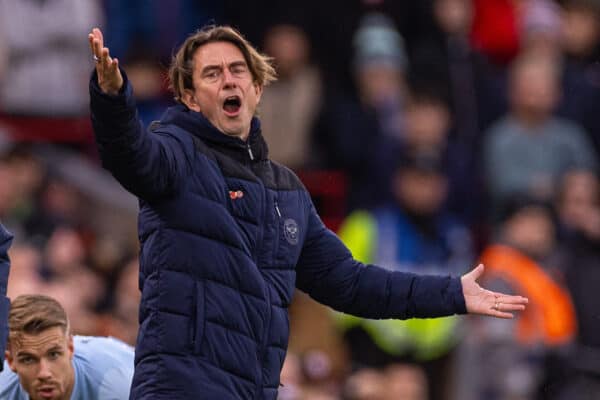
left=283, top=218, right=299, bottom=245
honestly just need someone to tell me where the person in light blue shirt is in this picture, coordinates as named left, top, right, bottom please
left=0, top=294, right=134, bottom=400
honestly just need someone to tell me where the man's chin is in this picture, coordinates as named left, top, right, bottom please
left=220, top=124, right=248, bottom=140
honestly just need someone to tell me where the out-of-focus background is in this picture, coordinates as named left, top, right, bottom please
left=1, top=0, right=599, bottom=399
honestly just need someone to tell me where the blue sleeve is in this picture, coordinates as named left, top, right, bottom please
left=97, top=363, right=133, bottom=399
left=89, top=70, right=193, bottom=200
left=295, top=203, right=467, bottom=319
left=0, top=223, right=14, bottom=372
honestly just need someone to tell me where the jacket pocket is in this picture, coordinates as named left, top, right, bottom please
left=190, top=280, right=205, bottom=354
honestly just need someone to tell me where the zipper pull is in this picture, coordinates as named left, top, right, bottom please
left=247, top=143, right=254, bottom=161
left=275, top=202, right=282, bottom=218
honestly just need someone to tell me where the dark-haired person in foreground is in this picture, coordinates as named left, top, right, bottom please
left=0, top=222, right=13, bottom=372
left=0, top=294, right=134, bottom=400
left=88, top=25, right=528, bottom=399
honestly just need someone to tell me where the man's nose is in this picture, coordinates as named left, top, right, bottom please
left=37, top=359, right=53, bottom=380
left=222, top=69, right=237, bottom=88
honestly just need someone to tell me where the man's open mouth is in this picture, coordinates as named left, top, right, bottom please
left=223, top=96, right=241, bottom=115
left=38, top=386, right=57, bottom=398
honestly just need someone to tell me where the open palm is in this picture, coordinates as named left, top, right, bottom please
left=461, top=264, right=528, bottom=318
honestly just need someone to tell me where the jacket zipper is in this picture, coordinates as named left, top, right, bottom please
left=247, top=142, right=254, bottom=161
left=274, top=201, right=281, bottom=218
left=254, top=185, right=272, bottom=398
left=274, top=199, right=281, bottom=261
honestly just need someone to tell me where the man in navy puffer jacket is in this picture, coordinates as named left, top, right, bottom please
left=87, top=26, right=528, bottom=399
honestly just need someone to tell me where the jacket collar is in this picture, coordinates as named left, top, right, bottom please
left=160, top=104, right=268, bottom=163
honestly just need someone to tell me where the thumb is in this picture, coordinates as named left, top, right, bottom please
left=464, top=263, right=485, bottom=281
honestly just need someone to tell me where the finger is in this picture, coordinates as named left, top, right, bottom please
left=109, top=57, right=119, bottom=74
left=92, top=27, right=104, bottom=49
left=494, top=294, right=529, bottom=305
left=92, top=38, right=103, bottom=62
left=101, top=47, right=113, bottom=69
left=490, top=310, right=516, bottom=319
left=497, top=302, right=526, bottom=312
left=88, top=33, right=96, bottom=55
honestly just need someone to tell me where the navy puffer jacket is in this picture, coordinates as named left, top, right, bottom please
left=90, top=73, right=467, bottom=399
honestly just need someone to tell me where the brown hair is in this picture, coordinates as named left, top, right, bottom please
left=8, top=294, right=69, bottom=345
left=168, top=25, right=277, bottom=103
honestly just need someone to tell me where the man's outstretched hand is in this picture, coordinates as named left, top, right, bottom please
left=88, top=27, right=123, bottom=95
left=461, top=264, right=528, bottom=318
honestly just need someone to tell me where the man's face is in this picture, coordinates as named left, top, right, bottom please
left=183, top=41, right=263, bottom=140
left=5, top=327, right=74, bottom=400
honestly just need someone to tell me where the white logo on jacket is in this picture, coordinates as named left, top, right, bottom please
left=283, top=219, right=299, bottom=245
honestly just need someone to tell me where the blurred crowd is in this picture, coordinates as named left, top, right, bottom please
left=1, top=0, right=600, bottom=399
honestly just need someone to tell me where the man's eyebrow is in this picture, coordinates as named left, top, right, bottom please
left=16, top=351, right=36, bottom=358
left=201, top=64, right=222, bottom=73
left=229, top=61, right=247, bottom=68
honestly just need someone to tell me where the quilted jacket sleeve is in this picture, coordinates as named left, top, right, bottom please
left=0, top=223, right=14, bottom=371
left=295, top=203, right=467, bottom=319
left=89, top=70, right=192, bottom=200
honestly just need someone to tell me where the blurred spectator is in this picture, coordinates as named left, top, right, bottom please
left=341, top=364, right=428, bottom=400
left=483, top=52, right=598, bottom=219
left=336, top=151, right=473, bottom=400
left=102, top=0, right=221, bottom=62
left=259, top=23, right=322, bottom=169
left=561, top=0, right=600, bottom=61
left=103, top=257, right=141, bottom=345
left=548, top=170, right=600, bottom=399
left=6, top=243, right=43, bottom=298
left=287, top=290, right=349, bottom=390
left=520, top=0, right=564, bottom=60
left=471, top=196, right=576, bottom=399
left=41, top=226, right=104, bottom=335
left=314, top=12, right=408, bottom=210
left=0, top=0, right=103, bottom=116
left=402, top=89, right=482, bottom=225
left=470, top=0, right=521, bottom=65
left=558, top=0, right=600, bottom=155
left=102, top=0, right=222, bottom=124
left=412, top=0, right=506, bottom=138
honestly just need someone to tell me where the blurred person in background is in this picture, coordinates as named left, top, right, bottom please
left=40, top=226, right=105, bottom=336
left=558, top=0, right=600, bottom=155
left=101, top=0, right=223, bottom=126
left=341, top=364, right=428, bottom=400
left=313, top=12, right=409, bottom=210
left=0, top=220, right=13, bottom=371
left=548, top=169, right=600, bottom=399
left=259, top=23, right=322, bottom=170
left=0, top=294, right=134, bottom=400
left=337, top=151, right=473, bottom=400
left=470, top=196, right=577, bottom=399
left=519, top=0, right=564, bottom=60
left=102, top=256, right=141, bottom=346
left=88, top=23, right=527, bottom=400
left=5, top=242, right=43, bottom=300
left=401, top=89, right=483, bottom=228
left=483, top=51, right=597, bottom=220
left=412, top=0, right=506, bottom=138
left=0, top=0, right=102, bottom=116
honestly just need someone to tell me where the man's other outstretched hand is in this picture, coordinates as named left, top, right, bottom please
left=461, top=264, right=528, bottom=318
left=88, top=27, right=123, bottom=96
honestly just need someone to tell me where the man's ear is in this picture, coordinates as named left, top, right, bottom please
left=254, top=83, right=263, bottom=104
left=5, top=349, right=16, bottom=372
left=67, top=335, right=74, bottom=360
left=182, top=90, right=201, bottom=112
